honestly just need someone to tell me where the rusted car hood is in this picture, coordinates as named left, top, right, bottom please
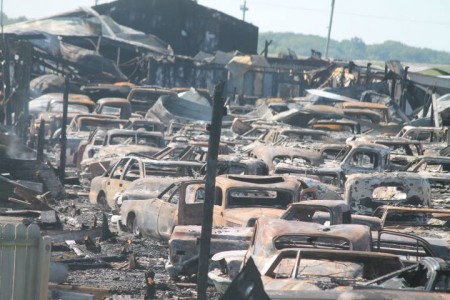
left=222, top=207, right=285, bottom=226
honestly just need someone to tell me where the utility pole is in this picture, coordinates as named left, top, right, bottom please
left=260, top=40, right=273, bottom=58
left=59, top=77, right=69, bottom=183
left=325, top=0, right=336, bottom=59
left=197, top=81, right=226, bottom=300
left=240, top=0, right=248, bottom=21
left=1, top=0, right=4, bottom=35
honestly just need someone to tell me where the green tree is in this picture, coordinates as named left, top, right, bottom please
left=0, top=12, right=27, bottom=26
left=258, top=32, right=450, bottom=64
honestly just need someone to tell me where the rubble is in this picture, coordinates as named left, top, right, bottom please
left=0, top=1, right=449, bottom=298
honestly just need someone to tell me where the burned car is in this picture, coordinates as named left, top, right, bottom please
left=123, top=118, right=165, bottom=133
left=52, top=115, right=128, bottom=167
left=120, top=175, right=305, bottom=240
left=79, top=128, right=164, bottom=162
left=337, top=101, right=390, bottom=123
left=90, top=155, right=203, bottom=209
left=29, top=93, right=95, bottom=145
left=405, top=156, right=450, bottom=174
left=363, top=257, right=450, bottom=293
left=242, top=218, right=372, bottom=269
left=397, top=126, right=447, bottom=143
left=260, top=128, right=331, bottom=145
left=259, top=249, right=403, bottom=293
left=371, top=206, right=450, bottom=258
left=249, top=145, right=323, bottom=172
left=127, top=86, right=176, bottom=115
left=356, top=136, right=424, bottom=167
left=403, top=156, right=450, bottom=207
left=211, top=155, right=269, bottom=176
left=164, top=177, right=342, bottom=278
left=273, top=141, right=393, bottom=185
left=281, top=200, right=382, bottom=230
left=152, top=140, right=233, bottom=161
left=93, top=97, right=134, bottom=119
left=274, top=163, right=345, bottom=190
left=79, top=129, right=165, bottom=184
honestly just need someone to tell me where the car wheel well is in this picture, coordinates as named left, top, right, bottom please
left=97, top=191, right=109, bottom=211
left=126, top=212, right=136, bottom=231
left=97, top=191, right=106, bottom=202
left=126, top=212, right=140, bottom=236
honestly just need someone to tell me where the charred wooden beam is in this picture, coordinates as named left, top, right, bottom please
left=36, top=119, right=45, bottom=162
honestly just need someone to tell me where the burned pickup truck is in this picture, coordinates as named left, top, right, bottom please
left=207, top=217, right=374, bottom=292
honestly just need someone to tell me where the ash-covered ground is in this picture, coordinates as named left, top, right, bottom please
left=53, top=186, right=220, bottom=299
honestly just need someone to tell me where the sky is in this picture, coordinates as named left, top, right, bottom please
left=3, top=0, right=450, bottom=52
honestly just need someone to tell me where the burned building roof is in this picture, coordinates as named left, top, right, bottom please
left=94, top=0, right=259, bottom=56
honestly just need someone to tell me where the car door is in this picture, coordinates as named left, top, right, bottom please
left=120, top=158, right=142, bottom=193
left=156, top=184, right=181, bottom=240
left=178, top=181, right=205, bottom=226
left=138, top=183, right=179, bottom=238
left=105, top=158, right=131, bottom=205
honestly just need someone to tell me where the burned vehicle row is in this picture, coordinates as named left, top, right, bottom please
left=78, top=129, right=165, bottom=184
left=4, top=9, right=450, bottom=298
left=119, top=175, right=341, bottom=239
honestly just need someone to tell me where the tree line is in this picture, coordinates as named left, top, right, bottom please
left=0, top=12, right=27, bottom=26
left=259, top=32, right=450, bottom=64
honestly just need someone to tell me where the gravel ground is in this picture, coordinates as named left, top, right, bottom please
left=53, top=186, right=220, bottom=299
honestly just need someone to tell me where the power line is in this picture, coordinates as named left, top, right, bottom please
left=250, top=1, right=450, bottom=27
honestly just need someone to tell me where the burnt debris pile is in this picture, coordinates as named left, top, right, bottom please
left=0, top=1, right=449, bottom=299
